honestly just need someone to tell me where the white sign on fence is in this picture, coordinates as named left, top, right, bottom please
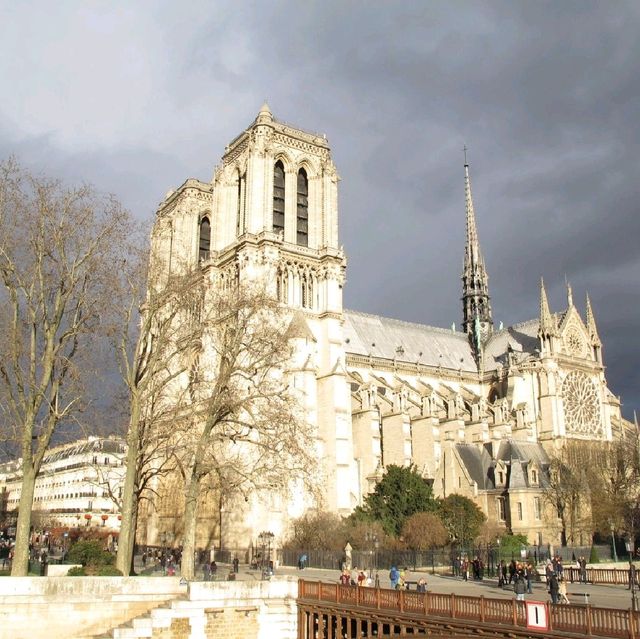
left=525, top=601, right=549, bottom=631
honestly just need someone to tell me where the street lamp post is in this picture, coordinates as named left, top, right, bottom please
left=611, top=522, right=618, bottom=563
left=258, top=531, right=274, bottom=579
left=374, top=538, right=380, bottom=588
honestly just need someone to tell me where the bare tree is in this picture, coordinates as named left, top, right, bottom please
left=581, top=433, right=640, bottom=545
left=0, top=159, right=133, bottom=575
left=543, top=443, right=590, bottom=546
left=111, top=253, right=203, bottom=575
left=165, top=280, right=319, bottom=579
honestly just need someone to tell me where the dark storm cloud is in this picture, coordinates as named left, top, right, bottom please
left=0, top=1, right=637, bottom=416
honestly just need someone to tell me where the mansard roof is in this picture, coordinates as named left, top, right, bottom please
left=455, top=443, right=495, bottom=490
left=496, top=440, right=550, bottom=467
left=454, top=440, right=551, bottom=492
left=343, top=310, right=477, bottom=372
left=495, top=440, right=550, bottom=489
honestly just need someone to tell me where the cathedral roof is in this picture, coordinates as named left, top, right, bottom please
left=496, top=440, right=550, bottom=466
left=455, top=443, right=495, bottom=489
left=343, top=310, right=477, bottom=372
left=482, top=319, right=540, bottom=369
left=495, top=440, right=550, bottom=489
left=454, top=440, right=550, bottom=492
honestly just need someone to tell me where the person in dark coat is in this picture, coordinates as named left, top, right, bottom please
left=514, top=573, right=527, bottom=601
left=548, top=572, right=560, bottom=604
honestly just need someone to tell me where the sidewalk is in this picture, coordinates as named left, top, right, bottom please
left=269, top=565, right=639, bottom=611
left=132, top=555, right=639, bottom=612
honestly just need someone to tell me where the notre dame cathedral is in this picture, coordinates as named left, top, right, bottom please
left=142, top=104, right=634, bottom=552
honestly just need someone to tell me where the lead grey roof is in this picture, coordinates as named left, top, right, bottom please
left=496, top=440, right=551, bottom=467
left=454, top=440, right=551, bottom=491
left=482, top=319, right=540, bottom=370
left=496, top=440, right=550, bottom=489
left=455, top=443, right=495, bottom=489
left=343, top=310, right=477, bottom=372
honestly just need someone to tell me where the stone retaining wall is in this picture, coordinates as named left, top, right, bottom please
left=0, top=576, right=186, bottom=639
left=113, top=579, right=299, bottom=639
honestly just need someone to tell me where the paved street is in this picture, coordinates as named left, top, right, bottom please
left=173, top=560, right=638, bottom=612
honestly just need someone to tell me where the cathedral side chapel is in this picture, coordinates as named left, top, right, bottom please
left=142, top=105, right=633, bottom=552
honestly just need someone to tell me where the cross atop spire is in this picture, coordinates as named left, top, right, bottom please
left=461, top=158, right=493, bottom=353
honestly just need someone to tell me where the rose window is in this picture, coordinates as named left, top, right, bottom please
left=565, top=327, right=587, bottom=358
left=562, top=371, right=601, bottom=436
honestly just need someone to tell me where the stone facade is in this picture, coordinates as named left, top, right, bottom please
left=143, top=105, right=634, bottom=554
left=0, top=436, right=125, bottom=533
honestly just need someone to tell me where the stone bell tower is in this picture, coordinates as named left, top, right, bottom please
left=151, top=105, right=360, bottom=535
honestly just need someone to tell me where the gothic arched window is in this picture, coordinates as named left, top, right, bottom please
left=199, top=217, right=211, bottom=261
left=273, top=161, right=285, bottom=236
left=296, top=168, right=308, bottom=246
left=276, top=266, right=288, bottom=303
left=236, top=172, right=245, bottom=237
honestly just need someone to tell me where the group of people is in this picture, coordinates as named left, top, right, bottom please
left=140, top=547, right=182, bottom=575
left=337, top=565, right=427, bottom=592
left=499, top=560, right=535, bottom=601
left=544, top=556, right=575, bottom=604
left=0, top=539, right=14, bottom=570
left=454, top=555, right=485, bottom=581
left=339, top=566, right=370, bottom=587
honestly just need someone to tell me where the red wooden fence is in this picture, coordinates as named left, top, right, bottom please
left=298, top=579, right=640, bottom=638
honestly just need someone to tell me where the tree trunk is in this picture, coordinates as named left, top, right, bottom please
left=116, top=404, right=141, bottom=575
left=180, top=470, right=201, bottom=580
left=11, top=466, right=37, bottom=576
left=128, top=507, right=139, bottom=575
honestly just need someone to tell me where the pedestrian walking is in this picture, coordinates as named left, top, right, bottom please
left=558, top=577, right=570, bottom=604
left=389, top=566, right=400, bottom=589
left=514, top=574, right=527, bottom=601
left=548, top=572, right=560, bottom=604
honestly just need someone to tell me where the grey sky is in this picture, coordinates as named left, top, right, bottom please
left=1, top=1, right=638, bottom=417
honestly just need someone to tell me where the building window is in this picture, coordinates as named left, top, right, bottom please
left=498, top=471, right=504, bottom=485
left=296, top=168, right=308, bottom=246
left=236, top=174, right=245, bottom=237
left=531, top=469, right=538, bottom=484
left=534, top=497, right=541, bottom=520
left=276, top=267, right=287, bottom=303
left=497, top=497, right=506, bottom=521
left=517, top=502, right=523, bottom=521
left=273, top=161, right=285, bottom=235
left=199, top=217, right=211, bottom=261
left=301, top=273, right=313, bottom=309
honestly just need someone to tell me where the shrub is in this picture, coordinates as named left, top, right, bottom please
left=96, top=565, right=123, bottom=576
left=67, top=566, right=86, bottom=576
left=589, top=545, right=600, bottom=564
left=67, top=540, right=114, bottom=568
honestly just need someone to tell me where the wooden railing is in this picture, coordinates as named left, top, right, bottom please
left=564, top=567, right=633, bottom=585
left=298, top=579, right=640, bottom=638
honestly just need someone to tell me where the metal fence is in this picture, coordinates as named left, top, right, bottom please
left=280, top=543, right=614, bottom=576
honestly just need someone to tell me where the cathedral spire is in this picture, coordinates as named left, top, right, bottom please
left=256, top=101, right=274, bottom=124
left=538, top=278, right=557, bottom=337
left=566, top=280, right=574, bottom=307
left=461, top=153, right=493, bottom=349
left=585, top=293, right=602, bottom=346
